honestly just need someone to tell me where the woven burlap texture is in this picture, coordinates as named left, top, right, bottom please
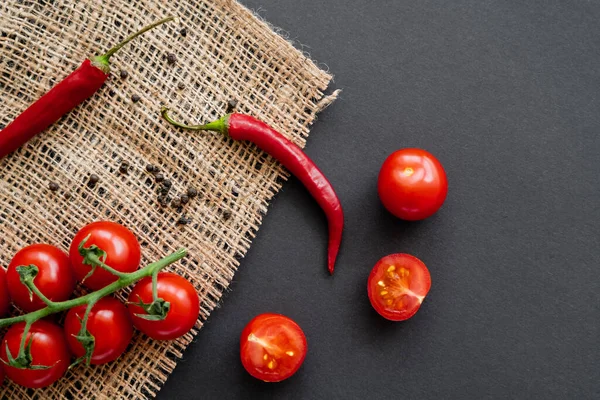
left=0, top=0, right=336, bottom=398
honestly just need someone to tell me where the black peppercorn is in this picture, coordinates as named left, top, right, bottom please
left=146, top=164, right=156, bottom=173
left=166, top=53, right=177, bottom=65
left=180, top=194, right=189, bottom=204
left=187, top=187, right=198, bottom=198
left=223, top=210, right=232, bottom=220
left=171, top=198, right=181, bottom=208
left=119, top=70, right=128, bottom=79
left=180, top=28, right=187, bottom=37
left=226, top=99, right=238, bottom=113
left=162, top=179, right=172, bottom=189
left=177, top=82, right=185, bottom=90
left=155, top=173, right=164, bottom=183
left=88, top=174, right=99, bottom=186
left=108, top=89, right=116, bottom=97
left=64, top=192, right=71, bottom=200
left=49, top=182, right=59, bottom=191
left=131, top=94, right=140, bottom=103
left=119, top=161, right=129, bottom=174
left=176, top=215, right=190, bottom=225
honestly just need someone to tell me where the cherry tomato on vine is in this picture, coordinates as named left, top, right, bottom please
left=378, top=148, right=448, bottom=221
left=240, top=313, right=307, bottom=382
left=7, top=244, right=75, bottom=312
left=127, top=272, right=199, bottom=340
left=0, top=320, right=70, bottom=388
left=69, top=221, right=141, bottom=290
left=64, top=297, right=133, bottom=365
left=368, top=253, right=431, bottom=321
left=0, top=267, right=10, bottom=316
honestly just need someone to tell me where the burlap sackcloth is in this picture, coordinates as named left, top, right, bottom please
left=0, top=0, right=338, bottom=398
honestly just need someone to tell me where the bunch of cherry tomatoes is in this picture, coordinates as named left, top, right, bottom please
left=0, top=221, right=199, bottom=388
left=238, top=148, right=448, bottom=382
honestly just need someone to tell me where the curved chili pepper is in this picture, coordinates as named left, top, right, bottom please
left=0, top=17, right=174, bottom=159
left=161, top=107, right=344, bottom=275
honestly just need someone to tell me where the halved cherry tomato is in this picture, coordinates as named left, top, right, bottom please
left=0, top=320, right=71, bottom=388
left=127, top=272, right=199, bottom=340
left=240, top=313, right=307, bottom=382
left=69, top=221, right=141, bottom=290
left=64, top=297, right=133, bottom=365
left=0, top=267, right=10, bottom=316
left=7, top=244, right=75, bottom=312
left=367, top=253, right=431, bottom=321
left=378, top=148, right=448, bottom=221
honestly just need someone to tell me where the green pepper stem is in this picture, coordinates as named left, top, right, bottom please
left=92, top=16, right=175, bottom=72
left=0, top=248, right=187, bottom=329
left=160, top=107, right=229, bottom=136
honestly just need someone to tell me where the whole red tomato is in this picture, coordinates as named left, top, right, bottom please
left=0, top=320, right=71, bottom=388
left=367, top=253, right=431, bottom=321
left=0, top=267, right=10, bottom=316
left=64, top=297, right=133, bottom=365
left=240, top=313, right=307, bottom=382
left=378, top=148, right=448, bottom=221
left=7, top=244, right=75, bottom=312
left=69, top=221, right=141, bottom=290
left=127, top=272, right=199, bottom=340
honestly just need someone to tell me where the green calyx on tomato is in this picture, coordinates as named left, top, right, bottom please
left=3, top=332, right=51, bottom=371
left=77, top=235, right=111, bottom=283
left=129, top=297, right=171, bottom=321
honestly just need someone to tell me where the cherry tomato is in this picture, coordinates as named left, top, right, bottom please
left=240, top=313, right=307, bottom=382
left=7, top=244, right=75, bottom=312
left=127, top=272, right=199, bottom=340
left=0, top=320, right=70, bottom=388
left=64, top=297, right=133, bottom=365
left=378, top=148, right=448, bottom=221
left=368, top=253, right=431, bottom=321
left=0, top=267, right=10, bottom=316
left=69, top=221, right=141, bottom=290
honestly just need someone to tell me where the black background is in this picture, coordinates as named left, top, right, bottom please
left=162, top=1, right=600, bottom=399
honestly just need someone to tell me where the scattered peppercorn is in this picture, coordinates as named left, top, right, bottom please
left=162, top=179, right=172, bottom=189
left=223, top=210, right=232, bottom=220
left=166, top=53, right=177, bottom=65
left=226, top=99, right=238, bottom=113
left=155, top=173, right=164, bottom=183
left=131, top=94, right=140, bottom=103
left=187, top=187, right=198, bottom=198
left=146, top=164, right=156, bottom=173
left=180, top=28, right=187, bottom=37
left=119, top=161, right=129, bottom=174
left=176, top=215, right=190, bottom=225
left=180, top=194, right=189, bottom=204
left=64, top=192, right=71, bottom=200
left=119, top=70, right=129, bottom=79
left=177, top=82, right=185, bottom=90
left=171, top=198, right=181, bottom=208
left=108, top=89, right=116, bottom=97
left=49, top=182, right=59, bottom=191
left=88, top=174, right=99, bottom=186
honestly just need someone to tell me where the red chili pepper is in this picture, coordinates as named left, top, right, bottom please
left=0, top=17, right=174, bottom=159
left=161, top=108, right=344, bottom=275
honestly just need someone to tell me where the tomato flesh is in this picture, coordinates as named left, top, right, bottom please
left=0, top=320, right=70, bottom=388
left=69, top=221, right=141, bottom=290
left=240, top=313, right=307, bottom=382
left=378, top=148, right=448, bottom=221
left=368, top=253, right=431, bottom=321
left=65, top=297, right=133, bottom=364
left=7, top=244, right=75, bottom=312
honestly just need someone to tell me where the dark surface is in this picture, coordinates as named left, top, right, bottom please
left=161, top=1, right=600, bottom=399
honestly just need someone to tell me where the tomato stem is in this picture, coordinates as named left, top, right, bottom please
left=0, top=248, right=187, bottom=330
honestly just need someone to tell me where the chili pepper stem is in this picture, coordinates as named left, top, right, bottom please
left=92, top=16, right=175, bottom=72
left=161, top=107, right=229, bottom=136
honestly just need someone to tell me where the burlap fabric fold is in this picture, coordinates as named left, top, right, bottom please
left=0, top=0, right=336, bottom=398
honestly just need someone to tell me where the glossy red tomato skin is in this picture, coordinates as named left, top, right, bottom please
left=367, top=253, right=432, bottom=321
left=69, top=221, right=141, bottom=290
left=7, top=244, right=75, bottom=312
left=0, top=320, right=71, bottom=388
left=64, top=297, right=133, bottom=365
left=378, top=148, right=448, bottom=221
left=127, top=272, right=199, bottom=340
left=0, top=267, right=10, bottom=316
left=240, top=313, right=307, bottom=382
